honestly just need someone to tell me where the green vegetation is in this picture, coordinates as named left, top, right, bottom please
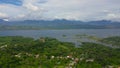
left=100, top=36, right=120, bottom=47
left=75, top=34, right=101, bottom=40
left=87, top=36, right=101, bottom=41
left=62, top=35, right=67, bottom=37
left=0, top=36, right=120, bottom=68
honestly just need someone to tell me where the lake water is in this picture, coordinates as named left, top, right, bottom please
left=0, top=29, right=120, bottom=45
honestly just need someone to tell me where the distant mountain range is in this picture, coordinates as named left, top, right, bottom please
left=0, top=19, right=120, bottom=30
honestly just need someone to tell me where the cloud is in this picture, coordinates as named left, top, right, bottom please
left=3, top=19, right=9, bottom=21
left=0, top=0, right=120, bottom=21
left=24, top=3, right=39, bottom=11
left=106, top=13, right=120, bottom=21
left=22, top=0, right=39, bottom=11
left=0, top=12, right=8, bottom=18
left=0, top=4, right=25, bottom=19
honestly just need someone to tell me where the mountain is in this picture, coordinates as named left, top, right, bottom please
left=0, top=19, right=120, bottom=30
left=0, top=19, right=4, bottom=23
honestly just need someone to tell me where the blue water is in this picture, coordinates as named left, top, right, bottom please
left=0, top=29, right=120, bottom=45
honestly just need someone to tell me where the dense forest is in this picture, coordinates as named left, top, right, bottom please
left=0, top=36, right=120, bottom=68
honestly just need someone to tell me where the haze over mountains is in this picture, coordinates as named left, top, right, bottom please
left=0, top=19, right=120, bottom=30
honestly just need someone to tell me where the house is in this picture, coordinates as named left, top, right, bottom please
left=39, top=38, right=45, bottom=43
left=86, top=59, right=94, bottom=62
left=107, top=65, right=114, bottom=68
left=15, top=53, right=21, bottom=58
left=80, top=58, right=84, bottom=61
left=0, top=45, right=7, bottom=48
left=51, top=56, right=55, bottom=59
left=74, top=58, right=79, bottom=63
left=35, top=54, right=39, bottom=58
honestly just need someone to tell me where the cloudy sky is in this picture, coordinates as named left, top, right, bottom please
left=0, top=0, right=120, bottom=21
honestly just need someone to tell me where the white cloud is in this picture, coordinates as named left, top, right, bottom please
left=3, top=19, right=9, bottom=21
left=105, top=13, right=120, bottom=21
left=0, top=12, right=8, bottom=18
left=0, top=0, right=120, bottom=21
left=22, top=0, right=39, bottom=11
left=24, top=3, right=39, bottom=11
left=107, top=14, right=117, bottom=18
left=17, top=14, right=25, bottom=18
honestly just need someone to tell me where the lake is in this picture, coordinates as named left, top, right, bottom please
left=0, top=29, right=120, bottom=45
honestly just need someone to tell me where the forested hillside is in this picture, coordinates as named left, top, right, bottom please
left=0, top=36, right=120, bottom=68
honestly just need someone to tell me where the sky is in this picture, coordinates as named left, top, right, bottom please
left=0, top=0, right=120, bottom=21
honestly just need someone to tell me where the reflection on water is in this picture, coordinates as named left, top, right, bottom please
left=0, top=29, right=120, bottom=45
